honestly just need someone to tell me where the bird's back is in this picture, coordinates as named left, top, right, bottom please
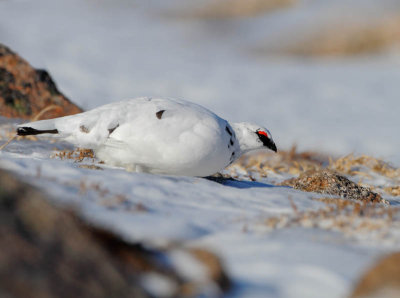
left=95, top=98, right=234, bottom=175
left=19, top=97, right=236, bottom=176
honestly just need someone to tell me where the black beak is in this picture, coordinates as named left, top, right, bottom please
left=256, top=132, right=278, bottom=153
left=268, top=140, right=277, bottom=153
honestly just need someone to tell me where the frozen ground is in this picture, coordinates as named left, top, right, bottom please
left=1, top=0, right=400, bottom=297
left=2, top=134, right=400, bottom=298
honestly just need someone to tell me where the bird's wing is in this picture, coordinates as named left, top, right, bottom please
left=17, top=97, right=225, bottom=156
left=100, top=100, right=228, bottom=169
left=16, top=98, right=154, bottom=148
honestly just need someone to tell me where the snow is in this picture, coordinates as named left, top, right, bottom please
left=141, top=273, right=178, bottom=298
left=1, top=0, right=400, bottom=297
left=1, top=133, right=399, bottom=297
left=203, top=229, right=376, bottom=298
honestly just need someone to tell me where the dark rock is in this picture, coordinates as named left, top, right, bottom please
left=0, top=45, right=13, bottom=56
left=351, top=252, right=400, bottom=298
left=0, top=43, right=82, bottom=119
left=35, top=69, right=60, bottom=95
left=0, top=169, right=231, bottom=297
left=0, top=169, right=148, bottom=298
left=279, top=169, right=387, bottom=204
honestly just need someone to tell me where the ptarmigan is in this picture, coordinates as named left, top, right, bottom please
left=17, top=97, right=277, bottom=176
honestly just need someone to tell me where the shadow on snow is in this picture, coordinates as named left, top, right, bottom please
left=204, top=176, right=276, bottom=189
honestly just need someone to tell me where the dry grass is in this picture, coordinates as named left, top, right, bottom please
left=180, top=0, right=294, bottom=19
left=384, top=186, right=400, bottom=197
left=329, top=154, right=400, bottom=197
left=227, top=145, right=326, bottom=177
left=73, top=179, right=149, bottom=212
left=265, top=197, right=400, bottom=238
left=264, top=16, right=400, bottom=57
left=256, top=152, right=399, bottom=236
left=230, top=149, right=400, bottom=198
left=52, top=148, right=96, bottom=163
left=0, top=128, right=38, bottom=142
left=329, top=154, right=400, bottom=180
left=0, top=105, right=67, bottom=148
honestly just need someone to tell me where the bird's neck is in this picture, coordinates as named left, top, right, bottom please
left=231, top=123, right=255, bottom=155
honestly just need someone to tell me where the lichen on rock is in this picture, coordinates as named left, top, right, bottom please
left=0, top=43, right=82, bottom=119
left=280, top=169, right=387, bottom=204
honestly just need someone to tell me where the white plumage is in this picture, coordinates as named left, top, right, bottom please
left=17, top=97, right=277, bottom=176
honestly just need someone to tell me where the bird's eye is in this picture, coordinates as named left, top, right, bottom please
left=257, top=130, right=269, bottom=138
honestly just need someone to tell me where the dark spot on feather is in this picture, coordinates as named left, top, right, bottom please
left=156, top=110, right=165, bottom=119
left=225, top=126, right=232, bottom=136
left=79, top=125, right=89, bottom=133
left=229, top=151, right=236, bottom=162
left=108, top=124, right=119, bottom=135
left=230, top=139, right=234, bottom=146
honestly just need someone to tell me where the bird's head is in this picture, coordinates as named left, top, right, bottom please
left=231, top=122, right=277, bottom=154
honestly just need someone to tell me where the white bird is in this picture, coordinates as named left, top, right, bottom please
left=17, top=97, right=277, bottom=176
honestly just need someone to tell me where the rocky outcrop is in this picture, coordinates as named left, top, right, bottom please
left=280, top=169, right=387, bottom=204
left=351, top=252, right=400, bottom=298
left=0, top=169, right=231, bottom=297
left=0, top=44, right=82, bottom=119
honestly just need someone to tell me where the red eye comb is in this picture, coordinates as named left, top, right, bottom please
left=257, top=131, right=269, bottom=138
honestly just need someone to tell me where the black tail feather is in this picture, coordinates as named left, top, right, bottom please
left=17, top=127, right=58, bottom=136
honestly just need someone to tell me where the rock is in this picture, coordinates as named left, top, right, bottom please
left=189, top=248, right=231, bottom=292
left=279, top=169, right=386, bottom=204
left=0, top=169, right=231, bottom=297
left=351, top=252, right=400, bottom=298
left=0, top=43, right=82, bottom=119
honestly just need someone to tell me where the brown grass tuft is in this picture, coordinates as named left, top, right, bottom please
left=0, top=104, right=71, bottom=146
left=182, top=0, right=294, bottom=19
left=329, top=154, right=400, bottom=180
left=52, top=148, right=95, bottom=162
left=384, top=186, right=400, bottom=197
left=227, top=145, right=326, bottom=178
left=78, top=164, right=103, bottom=170
left=265, top=197, right=400, bottom=237
left=265, top=16, right=400, bottom=57
left=230, top=149, right=400, bottom=197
